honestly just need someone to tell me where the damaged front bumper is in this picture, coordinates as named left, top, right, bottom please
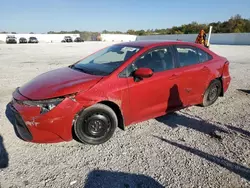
left=10, top=88, right=83, bottom=143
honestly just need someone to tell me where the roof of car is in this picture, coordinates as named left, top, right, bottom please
left=116, top=40, right=199, bottom=48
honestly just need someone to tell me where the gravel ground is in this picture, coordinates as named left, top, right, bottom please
left=0, top=42, right=250, bottom=188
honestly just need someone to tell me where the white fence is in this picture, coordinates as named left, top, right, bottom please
left=100, top=34, right=137, bottom=42
left=136, top=33, right=250, bottom=45
left=1, top=33, right=250, bottom=45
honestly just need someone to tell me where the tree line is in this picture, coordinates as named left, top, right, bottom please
left=1, top=14, right=250, bottom=41
left=127, top=14, right=250, bottom=35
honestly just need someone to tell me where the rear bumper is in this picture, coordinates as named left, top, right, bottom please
left=9, top=89, right=83, bottom=143
left=222, top=75, right=231, bottom=94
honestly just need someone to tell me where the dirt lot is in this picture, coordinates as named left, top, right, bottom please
left=0, top=42, right=250, bottom=188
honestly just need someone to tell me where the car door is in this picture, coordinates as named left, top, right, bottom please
left=122, top=45, right=183, bottom=124
left=172, top=45, right=212, bottom=105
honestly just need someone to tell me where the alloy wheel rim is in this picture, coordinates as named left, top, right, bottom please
left=208, top=84, right=218, bottom=101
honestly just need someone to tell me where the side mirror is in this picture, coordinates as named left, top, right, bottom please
left=133, top=68, right=153, bottom=78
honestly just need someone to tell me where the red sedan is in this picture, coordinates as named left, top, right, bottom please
left=9, top=41, right=231, bottom=145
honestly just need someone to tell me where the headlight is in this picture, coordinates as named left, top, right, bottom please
left=21, top=94, right=76, bottom=114
left=23, top=97, right=64, bottom=114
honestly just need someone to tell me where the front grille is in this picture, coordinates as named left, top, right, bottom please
left=10, top=105, right=33, bottom=141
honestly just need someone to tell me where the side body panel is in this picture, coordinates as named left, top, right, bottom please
left=125, top=69, right=180, bottom=125
left=172, top=44, right=226, bottom=105
left=75, top=75, right=131, bottom=125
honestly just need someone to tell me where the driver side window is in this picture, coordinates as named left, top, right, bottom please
left=127, top=46, right=175, bottom=76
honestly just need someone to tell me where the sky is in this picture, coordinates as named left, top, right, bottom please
left=1, top=0, right=250, bottom=33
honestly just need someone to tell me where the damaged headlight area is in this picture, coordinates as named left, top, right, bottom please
left=22, top=98, right=64, bottom=114
left=21, top=94, right=76, bottom=114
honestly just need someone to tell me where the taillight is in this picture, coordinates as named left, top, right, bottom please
left=223, top=61, right=230, bottom=76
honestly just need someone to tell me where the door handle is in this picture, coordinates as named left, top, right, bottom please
left=169, top=73, right=179, bottom=80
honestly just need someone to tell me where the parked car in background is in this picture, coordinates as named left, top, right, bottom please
left=74, top=37, right=84, bottom=42
left=19, top=37, right=28, bottom=44
left=28, top=37, right=39, bottom=43
left=6, top=35, right=17, bottom=44
left=9, top=41, right=231, bottom=145
left=61, top=36, right=73, bottom=42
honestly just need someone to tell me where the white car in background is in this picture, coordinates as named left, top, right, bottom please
left=6, top=35, right=17, bottom=44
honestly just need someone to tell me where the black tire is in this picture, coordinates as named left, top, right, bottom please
left=201, top=79, right=222, bottom=107
left=74, top=103, right=118, bottom=145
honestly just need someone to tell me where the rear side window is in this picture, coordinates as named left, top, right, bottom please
left=197, top=48, right=213, bottom=63
left=175, top=46, right=199, bottom=67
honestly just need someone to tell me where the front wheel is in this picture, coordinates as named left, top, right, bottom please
left=74, top=104, right=118, bottom=145
left=201, top=79, right=222, bottom=107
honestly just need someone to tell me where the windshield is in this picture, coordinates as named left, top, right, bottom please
left=70, top=45, right=142, bottom=76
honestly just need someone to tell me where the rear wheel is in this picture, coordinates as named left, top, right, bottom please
left=74, top=104, right=118, bottom=145
left=201, top=79, right=222, bottom=107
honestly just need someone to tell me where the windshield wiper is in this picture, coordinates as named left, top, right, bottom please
left=69, top=64, right=109, bottom=76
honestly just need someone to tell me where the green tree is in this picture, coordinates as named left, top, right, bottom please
left=136, top=30, right=146, bottom=36
left=126, top=29, right=136, bottom=35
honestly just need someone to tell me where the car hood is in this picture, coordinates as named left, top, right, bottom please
left=18, top=67, right=103, bottom=100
